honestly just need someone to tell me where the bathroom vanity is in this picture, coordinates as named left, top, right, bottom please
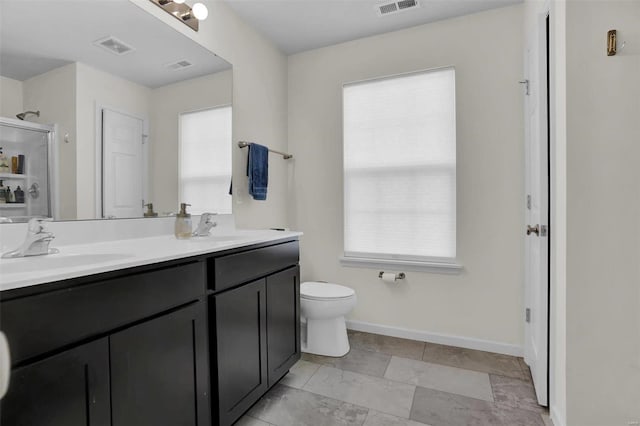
left=0, top=230, right=301, bottom=426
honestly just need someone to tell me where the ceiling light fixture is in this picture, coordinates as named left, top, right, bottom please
left=150, top=0, right=208, bottom=31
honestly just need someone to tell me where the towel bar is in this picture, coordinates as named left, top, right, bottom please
left=238, top=141, right=293, bottom=159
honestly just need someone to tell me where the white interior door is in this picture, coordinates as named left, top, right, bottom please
left=102, top=109, right=143, bottom=218
left=523, top=13, right=550, bottom=406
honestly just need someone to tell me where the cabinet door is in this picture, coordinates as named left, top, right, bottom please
left=266, top=266, right=301, bottom=386
left=110, top=301, right=210, bottom=426
left=213, top=278, right=267, bottom=426
left=0, top=338, right=110, bottom=426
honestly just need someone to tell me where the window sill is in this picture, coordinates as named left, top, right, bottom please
left=339, top=256, right=463, bottom=275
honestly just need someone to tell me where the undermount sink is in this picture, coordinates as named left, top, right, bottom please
left=0, top=253, right=134, bottom=274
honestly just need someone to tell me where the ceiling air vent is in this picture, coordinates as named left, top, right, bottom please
left=165, top=60, right=194, bottom=71
left=93, top=36, right=135, bottom=56
left=376, top=0, right=420, bottom=16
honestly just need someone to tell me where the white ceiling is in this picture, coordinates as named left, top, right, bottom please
left=224, top=0, right=522, bottom=54
left=0, top=0, right=231, bottom=88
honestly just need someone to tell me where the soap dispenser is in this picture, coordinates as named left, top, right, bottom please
left=175, top=203, right=192, bottom=239
left=144, top=203, right=158, bottom=217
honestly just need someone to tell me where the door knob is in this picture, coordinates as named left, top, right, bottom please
left=526, top=224, right=540, bottom=236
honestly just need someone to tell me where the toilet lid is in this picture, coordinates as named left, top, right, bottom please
left=301, top=282, right=355, bottom=300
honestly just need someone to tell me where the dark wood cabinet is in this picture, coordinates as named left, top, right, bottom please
left=210, top=244, right=301, bottom=426
left=110, top=302, right=210, bottom=426
left=266, top=266, right=301, bottom=386
left=212, top=278, right=268, bottom=426
left=0, top=261, right=209, bottom=426
left=0, top=338, right=111, bottom=426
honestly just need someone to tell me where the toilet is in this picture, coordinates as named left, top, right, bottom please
left=300, top=281, right=356, bottom=357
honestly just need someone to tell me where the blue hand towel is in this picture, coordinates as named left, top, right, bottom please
left=247, top=143, right=268, bottom=200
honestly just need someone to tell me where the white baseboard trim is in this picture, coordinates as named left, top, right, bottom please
left=549, top=406, right=565, bottom=426
left=346, top=319, right=523, bottom=357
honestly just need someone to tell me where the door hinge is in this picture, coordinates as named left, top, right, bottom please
left=526, top=195, right=531, bottom=210
left=525, top=308, right=531, bottom=323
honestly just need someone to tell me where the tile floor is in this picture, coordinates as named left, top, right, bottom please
left=237, top=330, right=552, bottom=426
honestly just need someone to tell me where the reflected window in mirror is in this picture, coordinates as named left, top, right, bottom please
left=179, top=106, right=232, bottom=215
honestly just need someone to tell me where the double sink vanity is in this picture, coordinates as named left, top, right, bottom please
left=0, top=217, right=302, bottom=426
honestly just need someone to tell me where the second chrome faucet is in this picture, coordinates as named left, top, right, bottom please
left=192, top=213, right=217, bottom=237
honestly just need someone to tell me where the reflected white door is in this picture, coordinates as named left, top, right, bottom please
left=102, top=109, right=143, bottom=218
left=524, top=13, right=549, bottom=406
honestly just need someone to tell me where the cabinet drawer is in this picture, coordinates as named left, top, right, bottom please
left=1, top=261, right=205, bottom=365
left=210, top=241, right=299, bottom=292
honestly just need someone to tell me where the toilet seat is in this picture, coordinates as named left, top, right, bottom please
left=301, top=282, right=355, bottom=301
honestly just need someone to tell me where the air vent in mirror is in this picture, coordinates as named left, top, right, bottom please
left=93, top=36, right=135, bottom=56
left=379, top=3, right=398, bottom=14
left=165, top=60, right=194, bottom=71
left=376, top=0, right=420, bottom=16
left=397, top=0, right=417, bottom=10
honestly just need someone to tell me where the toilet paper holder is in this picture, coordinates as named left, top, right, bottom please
left=378, top=271, right=406, bottom=280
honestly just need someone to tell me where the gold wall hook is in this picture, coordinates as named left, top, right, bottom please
left=607, top=30, right=617, bottom=56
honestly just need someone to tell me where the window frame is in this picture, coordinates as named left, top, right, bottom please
left=341, top=67, right=462, bottom=274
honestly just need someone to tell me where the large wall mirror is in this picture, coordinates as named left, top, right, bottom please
left=0, top=0, right=232, bottom=222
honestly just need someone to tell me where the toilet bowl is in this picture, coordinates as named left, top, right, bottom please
left=300, top=281, right=356, bottom=357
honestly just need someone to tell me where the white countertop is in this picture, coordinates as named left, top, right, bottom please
left=0, top=230, right=301, bottom=292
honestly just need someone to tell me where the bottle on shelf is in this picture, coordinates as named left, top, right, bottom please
left=14, top=186, right=24, bottom=204
left=0, top=180, right=6, bottom=204
left=5, top=186, right=13, bottom=203
left=17, top=154, right=25, bottom=174
left=0, top=148, right=9, bottom=173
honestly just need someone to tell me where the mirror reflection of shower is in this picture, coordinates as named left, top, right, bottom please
left=16, top=110, right=40, bottom=121
left=0, top=117, right=55, bottom=222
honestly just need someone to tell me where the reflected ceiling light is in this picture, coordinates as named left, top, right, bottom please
left=192, top=3, right=208, bottom=20
left=150, top=0, right=208, bottom=31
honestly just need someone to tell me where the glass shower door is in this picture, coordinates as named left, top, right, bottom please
left=0, top=119, right=54, bottom=222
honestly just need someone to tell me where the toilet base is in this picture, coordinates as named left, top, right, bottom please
left=302, top=316, right=350, bottom=357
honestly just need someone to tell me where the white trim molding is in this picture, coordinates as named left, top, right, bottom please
left=550, top=406, right=565, bottom=426
left=346, top=319, right=523, bottom=357
left=339, top=256, right=463, bottom=274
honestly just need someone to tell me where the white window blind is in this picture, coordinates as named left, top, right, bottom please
left=179, top=106, right=232, bottom=215
left=343, top=68, right=456, bottom=261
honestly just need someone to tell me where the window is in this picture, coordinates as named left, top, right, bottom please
left=343, top=68, right=457, bottom=266
left=179, top=105, right=232, bottom=215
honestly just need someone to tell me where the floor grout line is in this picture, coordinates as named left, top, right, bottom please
left=297, top=359, right=321, bottom=389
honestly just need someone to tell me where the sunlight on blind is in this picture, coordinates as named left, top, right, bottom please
left=179, top=106, right=232, bottom=215
left=343, top=68, right=456, bottom=260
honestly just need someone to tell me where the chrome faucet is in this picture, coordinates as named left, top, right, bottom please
left=192, top=213, right=218, bottom=237
left=2, top=218, right=60, bottom=258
